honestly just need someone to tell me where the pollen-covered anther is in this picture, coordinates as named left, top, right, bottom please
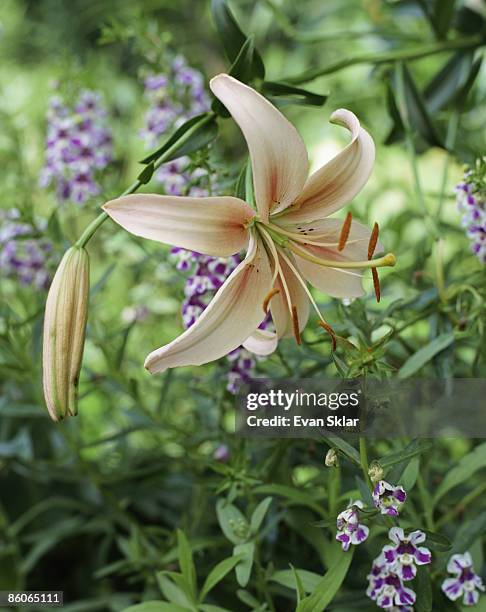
left=368, top=222, right=379, bottom=260
left=372, top=268, right=381, bottom=303
left=318, top=320, right=337, bottom=351
left=338, top=212, right=352, bottom=251
left=292, top=306, right=301, bottom=345
left=262, top=287, right=280, bottom=313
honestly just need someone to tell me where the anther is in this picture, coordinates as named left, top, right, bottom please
left=292, top=306, right=301, bottom=345
left=338, top=212, right=352, bottom=251
left=262, top=287, right=280, bottom=313
left=372, top=268, right=381, bottom=303
left=368, top=222, right=379, bottom=260
left=318, top=320, right=337, bottom=351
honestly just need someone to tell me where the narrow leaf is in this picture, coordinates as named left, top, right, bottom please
left=177, top=530, right=197, bottom=599
left=398, top=332, right=455, bottom=378
left=233, top=541, right=255, bottom=588
left=249, top=497, right=273, bottom=534
left=199, top=555, right=243, bottom=601
left=262, top=81, right=328, bottom=107
left=210, top=0, right=265, bottom=78
left=140, top=113, right=217, bottom=165
left=433, top=442, right=486, bottom=504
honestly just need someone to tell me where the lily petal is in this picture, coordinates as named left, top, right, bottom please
left=103, top=194, right=254, bottom=257
left=210, top=74, right=308, bottom=222
left=145, top=233, right=272, bottom=373
left=243, top=329, right=278, bottom=356
left=282, top=109, right=375, bottom=224
left=270, top=254, right=310, bottom=338
left=292, top=218, right=376, bottom=298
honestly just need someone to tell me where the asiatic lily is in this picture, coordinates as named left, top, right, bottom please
left=102, top=74, right=395, bottom=374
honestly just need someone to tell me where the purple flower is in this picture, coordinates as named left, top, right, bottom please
left=0, top=209, right=55, bottom=289
left=382, top=527, right=431, bottom=581
left=455, top=159, right=486, bottom=264
left=367, top=555, right=416, bottom=609
left=40, top=89, right=112, bottom=205
left=213, top=444, right=230, bottom=462
left=373, top=480, right=407, bottom=516
left=335, top=500, right=369, bottom=551
left=442, top=552, right=484, bottom=607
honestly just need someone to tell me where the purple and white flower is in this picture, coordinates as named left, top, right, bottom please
left=367, top=555, right=416, bottom=609
left=373, top=480, right=407, bottom=516
left=455, top=158, right=486, bottom=264
left=442, top=552, right=485, bottom=607
left=0, top=209, right=55, bottom=289
left=40, top=90, right=112, bottom=205
left=335, top=500, right=369, bottom=551
left=382, top=528, right=431, bottom=581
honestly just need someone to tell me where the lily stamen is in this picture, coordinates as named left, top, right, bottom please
left=262, top=287, right=280, bottom=313
left=317, top=320, right=337, bottom=351
left=368, top=222, right=379, bottom=259
left=368, top=223, right=381, bottom=302
left=287, top=241, right=396, bottom=270
left=292, top=306, right=301, bottom=345
left=338, top=212, right=352, bottom=251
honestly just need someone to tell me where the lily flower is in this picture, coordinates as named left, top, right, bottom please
left=103, top=74, right=395, bottom=374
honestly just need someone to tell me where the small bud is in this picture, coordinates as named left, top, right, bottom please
left=368, top=460, right=384, bottom=483
left=42, top=246, right=89, bottom=422
left=325, top=448, right=339, bottom=467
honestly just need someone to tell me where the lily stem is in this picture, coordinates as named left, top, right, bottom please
left=286, top=35, right=483, bottom=83
left=75, top=113, right=215, bottom=249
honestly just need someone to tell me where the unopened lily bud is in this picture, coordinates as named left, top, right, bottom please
left=368, top=460, right=384, bottom=483
left=42, top=246, right=89, bottom=422
left=325, top=448, right=339, bottom=467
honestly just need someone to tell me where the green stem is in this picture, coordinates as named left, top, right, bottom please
left=286, top=35, right=483, bottom=83
left=359, top=436, right=373, bottom=490
left=417, top=473, right=434, bottom=530
left=435, top=482, right=486, bottom=530
left=75, top=113, right=215, bottom=249
left=436, top=110, right=460, bottom=220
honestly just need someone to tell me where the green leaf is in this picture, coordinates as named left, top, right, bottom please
left=381, top=439, right=433, bottom=468
left=270, top=568, right=321, bottom=593
left=398, top=332, right=455, bottom=378
left=424, top=52, right=473, bottom=111
left=450, top=511, right=486, bottom=558
left=415, top=566, right=433, bottom=612
left=297, top=546, right=354, bottom=612
left=177, top=530, right=197, bottom=599
left=322, top=436, right=360, bottom=465
left=229, top=36, right=256, bottom=83
left=261, top=81, right=328, bottom=107
left=432, top=0, right=457, bottom=39
left=156, top=574, right=194, bottom=608
left=253, top=484, right=325, bottom=516
left=199, top=606, right=233, bottom=612
left=137, top=161, right=155, bottom=184
left=210, top=0, right=264, bottom=79
left=249, top=497, right=272, bottom=534
left=392, top=62, right=443, bottom=149
left=216, top=499, right=248, bottom=545
left=233, top=541, right=255, bottom=588
left=199, top=555, right=243, bottom=601
left=122, top=602, right=189, bottom=612
left=140, top=113, right=217, bottom=165
left=433, top=442, right=486, bottom=505
left=399, top=456, right=420, bottom=491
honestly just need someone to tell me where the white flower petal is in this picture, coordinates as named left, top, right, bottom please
left=282, top=109, right=375, bottom=224
left=210, top=74, right=308, bottom=222
left=144, top=233, right=273, bottom=373
left=243, top=329, right=278, bottom=356
left=103, top=194, right=254, bottom=257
